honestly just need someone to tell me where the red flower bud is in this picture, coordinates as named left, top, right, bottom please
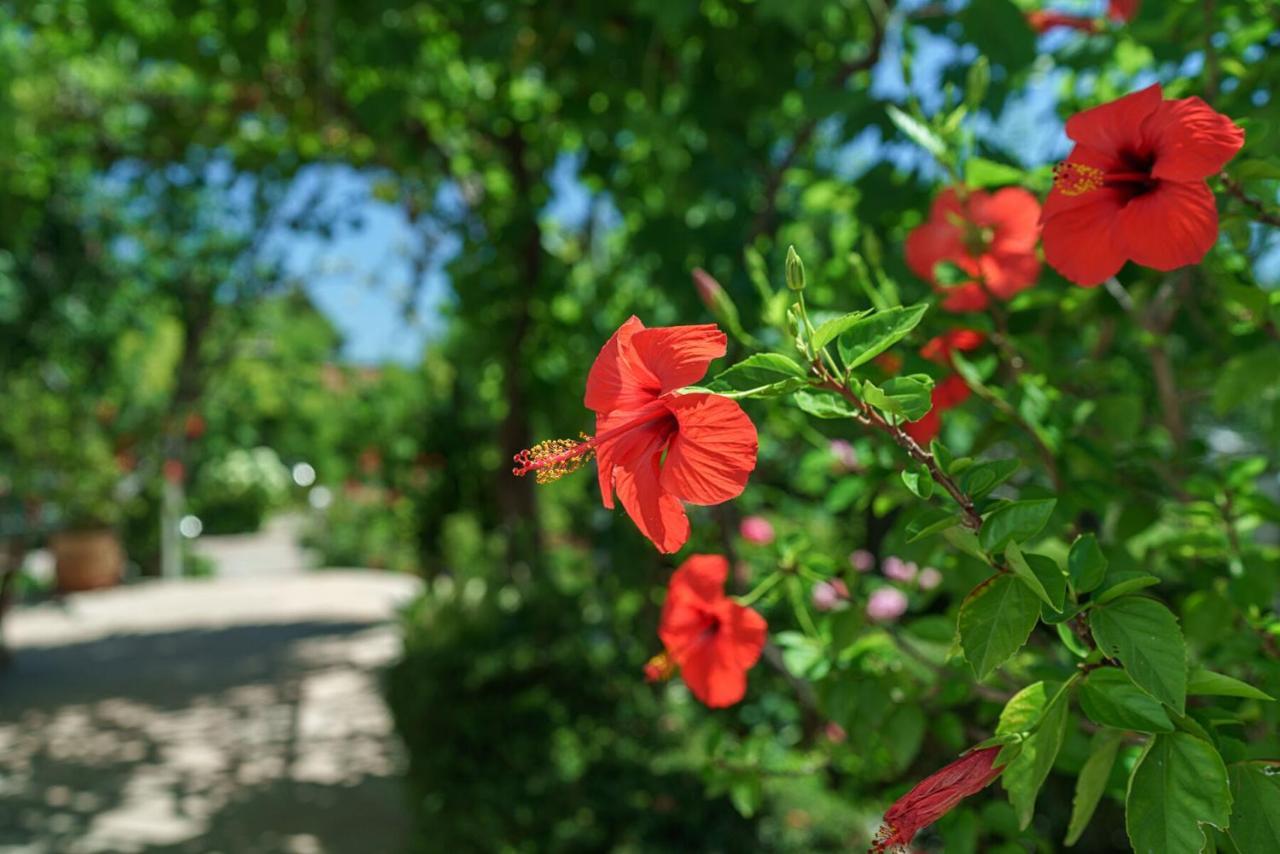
left=873, top=746, right=1003, bottom=852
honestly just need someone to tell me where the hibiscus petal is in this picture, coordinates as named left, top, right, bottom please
left=940, top=283, right=989, bottom=312
left=716, top=601, right=767, bottom=670
left=594, top=405, right=675, bottom=510
left=613, top=441, right=689, bottom=553
left=629, top=325, right=727, bottom=394
left=680, top=636, right=749, bottom=708
left=1115, top=181, right=1219, bottom=271
left=1041, top=189, right=1130, bottom=286
left=660, top=394, right=758, bottom=505
left=978, top=251, right=1040, bottom=299
left=584, top=316, right=661, bottom=413
left=669, top=554, right=729, bottom=603
left=972, top=187, right=1042, bottom=254
left=1145, top=97, right=1245, bottom=183
left=903, top=407, right=941, bottom=445
left=1064, top=83, right=1163, bottom=157
left=905, top=221, right=967, bottom=284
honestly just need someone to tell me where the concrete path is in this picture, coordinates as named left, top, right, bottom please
left=189, top=514, right=316, bottom=578
left=0, top=572, right=421, bottom=854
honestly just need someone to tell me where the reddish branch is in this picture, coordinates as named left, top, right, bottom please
left=811, top=364, right=984, bottom=531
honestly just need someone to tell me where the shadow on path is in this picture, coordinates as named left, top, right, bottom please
left=0, top=619, right=409, bottom=854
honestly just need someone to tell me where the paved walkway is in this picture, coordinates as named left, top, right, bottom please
left=0, top=572, right=421, bottom=854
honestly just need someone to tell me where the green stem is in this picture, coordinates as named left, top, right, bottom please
left=788, top=576, right=822, bottom=639
left=735, top=571, right=784, bottom=608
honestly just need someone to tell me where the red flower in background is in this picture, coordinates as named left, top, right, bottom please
left=1109, top=0, right=1140, bottom=22
left=1027, top=0, right=1138, bottom=32
left=905, top=187, right=1042, bottom=312
left=873, top=746, right=1004, bottom=852
left=920, top=329, right=986, bottom=364
left=655, top=554, right=767, bottom=707
left=1042, top=83, right=1244, bottom=286
left=513, top=317, right=758, bottom=554
left=1027, top=10, right=1099, bottom=33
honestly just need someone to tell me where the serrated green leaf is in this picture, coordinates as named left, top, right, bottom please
left=810, top=309, right=873, bottom=353
left=1228, top=762, right=1280, bottom=852
left=901, top=466, right=934, bottom=498
left=860, top=374, right=934, bottom=421
left=1091, top=597, right=1187, bottom=713
left=1004, top=543, right=1055, bottom=610
left=906, top=506, right=958, bottom=542
left=1080, top=668, right=1175, bottom=733
left=792, top=387, right=859, bottom=419
left=957, top=573, right=1041, bottom=679
left=979, top=498, right=1057, bottom=552
left=1065, top=728, right=1124, bottom=846
left=1126, top=733, right=1232, bottom=854
left=834, top=303, right=929, bottom=370
left=1026, top=553, right=1067, bottom=614
left=1068, top=533, right=1108, bottom=594
left=998, top=680, right=1070, bottom=828
left=957, top=458, right=1019, bottom=499
left=1095, top=571, right=1161, bottom=604
left=886, top=104, right=946, bottom=158
left=1188, top=668, right=1275, bottom=701
left=707, top=353, right=808, bottom=398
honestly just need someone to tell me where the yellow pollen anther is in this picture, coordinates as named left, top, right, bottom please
left=643, top=651, right=677, bottom=683
left=1053, top=162, right=1105, bottom=197
left=512, top=433, right=594, bottom=484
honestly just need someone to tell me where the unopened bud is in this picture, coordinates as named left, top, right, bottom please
left=785, top=245, right=806, bottom=292
left=691, top=267, right=723, bottom=311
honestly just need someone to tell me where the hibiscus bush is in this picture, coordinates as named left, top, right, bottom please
left=498, top=22, right=1280, bottom=854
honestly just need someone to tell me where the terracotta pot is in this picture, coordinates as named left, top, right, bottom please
left=51, top=529, right=124, bottom=592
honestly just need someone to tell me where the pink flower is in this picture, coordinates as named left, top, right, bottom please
left=918, top=567, right=942, bottom=591
left=849, top=550, right=876, bottom=573
left=825, top=722, right=848, bottom=744
left=812, top=579, right=850, bottom=612
left=882, top=556, right=918, bottom=584
left=739, top=515, right=775, bottom=545
left=867, top=588, right=909, bottom=622
left=829, top=439, right=859, bottom=471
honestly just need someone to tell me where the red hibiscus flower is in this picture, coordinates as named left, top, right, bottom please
left=905, top=187, right=1042, bottom=312
left=513, top=317, right=758, bottom=554
left=654, top=554, right=767, bottom=707
left=920, top=329, right=986, bottom=364
left=1026, top=10, right=1099, bottom=34
left=873, top=746, right=1004, bottom=852
left=1042, top=83, right=1244, bottom=286
left=1109, top=0, right=1140, bottom=22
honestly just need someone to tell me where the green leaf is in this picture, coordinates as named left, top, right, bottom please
left=1004, top=543, right=1054, bottom=610
left=901, top=466, right=934, bottom=498
left=860, top=375, right=934, bottom=421
left=998, top=680, right=1070, bottom=829
left=834, top=303, right=929, bottom=370
left=957, top=573, right=1041, bottom=679
left=1079, top=668, right=1175, bottom=733
left=1188, top=668, right=1275, bottom=701
left=1228, top=762, right=1280, bottom=852
left=959, top=0, right=1037, bottom=73
left=957, top=458, right=1019, bottom=499
left=886, top=104, right=946, bottom=159
left=1065, top=728, right=1124, bottom=846
left=906, top=506, right=959, bottom=543
left=1095, top=571, right=1161, bottom=604
left=810, top=309, right=872, bottom=353
left=964, top=157, right=1025, bottom=188
left=1090, top=596, right=1187, bottom=713
left=1126, top=733, right=1232, bottom=854
left=1068, top=533, right=1108, bottom=594
left=708, top=353, right=808, bottom=398
left=1026, top=553, right=1068, bottom=614
left=978, top=498, right=1057, bottom=552
left=792, top=387, right=858, bottom=419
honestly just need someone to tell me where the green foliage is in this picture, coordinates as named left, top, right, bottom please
left=957, top=573, right=1040, bottom=679
left=1125, top=734, right=1232, bottom=854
